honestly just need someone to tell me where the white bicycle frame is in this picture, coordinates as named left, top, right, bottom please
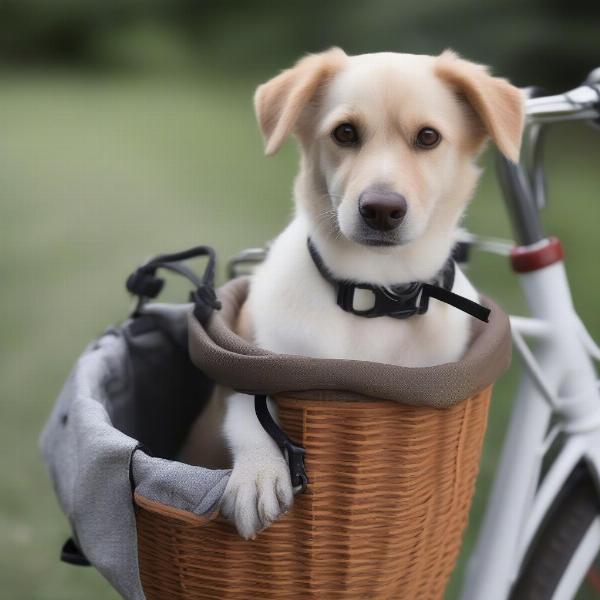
left=461, top=82, right=600, bottom=599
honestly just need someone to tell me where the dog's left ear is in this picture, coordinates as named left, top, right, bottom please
left=435, top=50, right=525, bottom=162
left=254, top=47, right=348, bottom=155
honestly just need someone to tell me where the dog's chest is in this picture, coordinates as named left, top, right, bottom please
left=249, top=269, right=472, bottom=368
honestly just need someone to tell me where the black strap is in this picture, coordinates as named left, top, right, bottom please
left=254, top=395, right=308, bottom=492
left=125, top=245, right=221, bottom=323
left=60, top=537, right=90, bottom=567
left=421, top=284, right=491, bottom=323
left=307, top=238, right=490, bottom=322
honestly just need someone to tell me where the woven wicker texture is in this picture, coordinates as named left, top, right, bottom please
left=136, top=387, right=491, bottom=600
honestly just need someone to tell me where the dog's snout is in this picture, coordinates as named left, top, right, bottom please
left=358, top=189, right=407, bottom=231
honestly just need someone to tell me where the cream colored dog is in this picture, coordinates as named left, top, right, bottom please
left=212, top=49, right=523, bottom=539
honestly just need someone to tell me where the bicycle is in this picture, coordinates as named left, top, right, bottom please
left=228, top=68, right=600, bottom=600
left=459, top=69, right=600, bottom=599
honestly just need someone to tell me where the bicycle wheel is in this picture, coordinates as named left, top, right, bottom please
left=510, top=466, right=600, bottom=600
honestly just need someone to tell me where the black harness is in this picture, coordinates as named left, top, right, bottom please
left=307, top=238, right=490, bottom=322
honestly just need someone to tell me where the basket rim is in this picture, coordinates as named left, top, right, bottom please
left=188, top=278, right=511, bottom=408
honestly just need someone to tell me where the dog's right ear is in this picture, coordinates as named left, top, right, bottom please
left=254, top=48, right=347, bottom=155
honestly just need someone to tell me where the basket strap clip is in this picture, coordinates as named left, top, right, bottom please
left=254, top=395, right=309, bottom=493
left=125, top=245, right=221, bottom=321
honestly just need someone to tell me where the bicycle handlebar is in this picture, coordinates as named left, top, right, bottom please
left=496, top=68, right=600, bottom=246
left=526, top=69, right=600, bottom=124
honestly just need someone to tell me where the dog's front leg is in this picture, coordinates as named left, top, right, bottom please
left=220, top=393, right=293, bottom=539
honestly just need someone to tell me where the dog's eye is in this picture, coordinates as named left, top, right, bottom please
left=332, top=123, right=359, bottom=146
left=415, top=127, right=441, bottom=149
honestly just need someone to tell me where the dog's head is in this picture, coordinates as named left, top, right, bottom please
left=255, top=49, right=524, bottom=250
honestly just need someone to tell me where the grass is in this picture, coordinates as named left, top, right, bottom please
left=0, top=67, right=598, bottom=600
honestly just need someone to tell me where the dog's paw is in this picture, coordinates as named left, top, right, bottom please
left=220, top=448, right=293, bottom=539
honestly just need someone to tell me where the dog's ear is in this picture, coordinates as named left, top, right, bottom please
left=254, top=48, right=347, bottom=155
left=435, top=50, right=524, bottom=162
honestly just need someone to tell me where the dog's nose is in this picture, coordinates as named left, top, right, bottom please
left=358, top=190, right=407, bottom=231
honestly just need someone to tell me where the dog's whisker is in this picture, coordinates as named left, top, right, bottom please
left=312, top=207, right=340, bottom=237
left=313, top=206, right=338, bottom=224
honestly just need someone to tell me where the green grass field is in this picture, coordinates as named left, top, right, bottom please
left=1, top=68, right=599, bottom=599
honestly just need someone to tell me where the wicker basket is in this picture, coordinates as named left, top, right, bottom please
left=128, top=276, right=510, bottom=600
left=135, top=387, right=491, bottom=600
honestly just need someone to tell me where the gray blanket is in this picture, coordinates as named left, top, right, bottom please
left=40, top=304, right=230, bottom=600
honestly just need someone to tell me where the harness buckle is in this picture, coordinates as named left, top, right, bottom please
left=337, top=281, right=424, bottom=319
left=337, top=282, right=365, bottom=313
left=284, top=441, right=308, bottom=492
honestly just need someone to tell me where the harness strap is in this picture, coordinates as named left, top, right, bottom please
left=255, top=395, right=308, bottom=492
left=421, top=284, right=491, bottom=323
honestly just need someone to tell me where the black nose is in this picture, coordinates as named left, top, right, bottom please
left=358, top=189, right=407, bottom=231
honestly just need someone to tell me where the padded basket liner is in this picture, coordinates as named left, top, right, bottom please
left=136, top=277, right=510, bottom=600
left=40, top=304, right=229, bottom=600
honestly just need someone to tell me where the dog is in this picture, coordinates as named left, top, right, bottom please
left=188, top=49, right=524, bottom=539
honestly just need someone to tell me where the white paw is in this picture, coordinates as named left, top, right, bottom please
left=220, top=447, right=294, bottom=539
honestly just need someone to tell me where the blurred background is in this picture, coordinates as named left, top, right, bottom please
left=1, top=1, right=599, bottom=598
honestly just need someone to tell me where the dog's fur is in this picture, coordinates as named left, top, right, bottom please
left=184, top=49, right=524, bottom=539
